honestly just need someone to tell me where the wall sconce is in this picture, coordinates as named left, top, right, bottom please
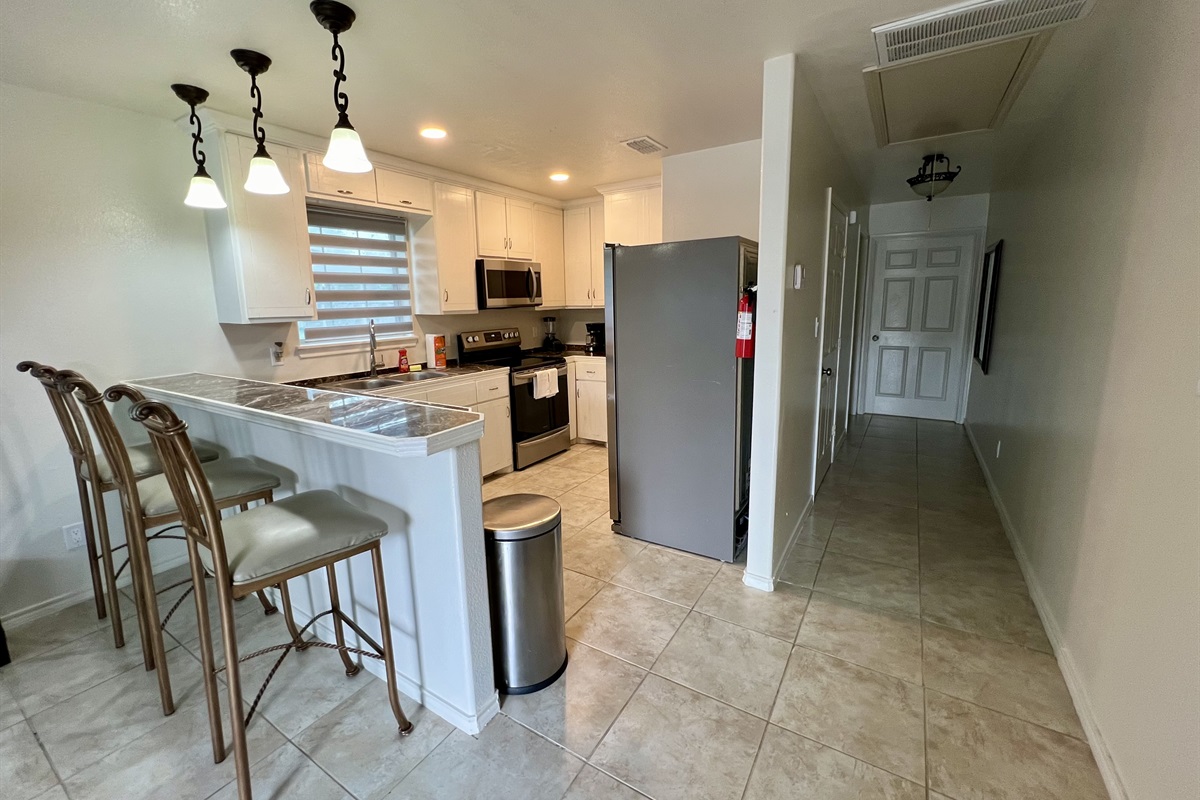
left=310, top=1, right=372, bottom=173
left=171, top=84, right=226, bottom=209
left=231, top=49, right=289, bottom=195
left=907, top=154, right=961, bottom=201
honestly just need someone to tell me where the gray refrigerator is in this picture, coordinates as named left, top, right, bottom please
left=605, top=237, right=758, bottom=561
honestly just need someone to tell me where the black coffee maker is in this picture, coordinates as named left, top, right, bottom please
left=584, top=322, right=606, bottom=356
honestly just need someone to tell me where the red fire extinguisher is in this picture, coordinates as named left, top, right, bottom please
left=736, top=285, right=757, bottom=359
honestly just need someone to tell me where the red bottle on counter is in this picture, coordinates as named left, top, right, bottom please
left=398, top=349, right=410, bottom=373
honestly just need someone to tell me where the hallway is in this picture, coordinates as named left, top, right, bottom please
left=0, top=425, right=1110, bottom=799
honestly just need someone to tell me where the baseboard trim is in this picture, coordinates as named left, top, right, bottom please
left=964, top=424, right=1128, bottom=800
left=744, top=495, right=814, bottom=593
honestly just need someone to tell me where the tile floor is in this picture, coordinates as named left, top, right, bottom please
left=0, top=424, right=1110, bottom=799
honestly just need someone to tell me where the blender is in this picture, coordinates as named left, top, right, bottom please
left=541, top=316, right=565, bottom=352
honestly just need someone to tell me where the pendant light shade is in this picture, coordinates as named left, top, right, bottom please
left=311, top=1, right=372, bottom=173
left=907, top=153, right=961, bottom=201
left=171, top=84, right=226, bottom=210
left=231, top=49, right=289, bottom=195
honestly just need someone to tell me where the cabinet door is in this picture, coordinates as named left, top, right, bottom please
left=505, top=198, right=535, bottom=260
left=474, top=191, right=509, bottom=258
left=589, top=204, right=607, bottom=307
left=576, top=378, right=607, bottom=443
left=432, top=183, right=479, bottom=312
left=477, top=397, right=513, bottom=476
left=534, top=205, right=565, bottom=308
left=376, top=168, right=433, bottom=213
left=563, top=207, right=594, bottom=307
left=566, top=361, right=578, bottom=440
left=232, top=136, right=316, bottom=320
left=304, top=153, right=377, bottom=203
left=644, top=185, right=662, bottom=244
left=604, top=191, right=643, bottom=245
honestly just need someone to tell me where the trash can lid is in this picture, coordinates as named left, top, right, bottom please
left=483, top=494, right=562, bottom=541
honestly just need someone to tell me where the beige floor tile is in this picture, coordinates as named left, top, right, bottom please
left=502, top=639, right=646, bottom=758
left=384, top=714, right=583, bottom=800
left=919, top=506, right=1009, bottom=547
left=923, top=623, right=1084, bottom=738
left=856, top=449, right=918, bottom=471
left=4, top=598, right=120, bottom=663
left=138, top=571, right=269, bottom=647
left=918, top=437, right=977, bottom=459
left=563, top=568, right=605, bottom=620
left=921, top=574, right=1053, bottom=652
left=839, top=476, right=918, bottom=508
left=860, top=435, right=917, bottom=454
left=563, top=527, right=645, bottom=581
left=926, top=691, right=1107, bottom=800
left=693, top=564, right=810, bottom=641
left=513, top=465, right=591, bottom=498
left=556, top=489, right=612, bottom=528
left=591, top=674, right=765, bottom=800
left=918, top=452, right=983, bottom=477
left=851, top=458, right=918, bottom=483
left=920, top=485, right=1001, bottom=518
left=800, top=510, right=836, bottom=546
left=566, top=585, right=688, bottom=668
left=827, top=524, right=919, bottom=570
left=293, top=679, right=453, bottom=800
left=771, top=647, right=925, bottom=784
left=207, top=742, right=351, bottom=800
left=0, top=677, right=24, bottom=731
left=653, top=612, right=791, bottom=718
left=795, top=593, right=922, bottom=683
left=777, top=543, right=825, bottom=589
left=743, top=724, right=924, bottom=800
left=813, top=552, right=920, bottom=616
left=834, top=498, right=919, bottom=536
left=30, top=787, right=69, bottom=800
left=920, top=538, right=1027, bottom=592
left=569, top=471, right=611, bottom=501
left=866, top=416, right=918, bottom=436
left=63, top=688, right=287, bottom=800
left=0, top=721, right=59, bottom=800
left=563, top=765, right=649, bottom=799
left=611, top=546, right=720, bottom=607
left=554, top=448, right=610, bottom=475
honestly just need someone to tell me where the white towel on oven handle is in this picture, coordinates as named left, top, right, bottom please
left=532, top=368, right=558, bottom=399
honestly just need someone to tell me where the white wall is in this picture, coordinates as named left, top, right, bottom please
left=661, top=139, right=762, bottom=243
left=744, top=55, right=863, bottom=589
left=0, top=82, right=549, bottom=620
left=963, top=1, right=1200, bottom=797
left=868, top=193, right=989, bottom=235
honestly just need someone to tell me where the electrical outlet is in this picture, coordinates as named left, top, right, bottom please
left=63, top=522, right=86, bottom=551
left=269, top=342, right=284, bottom=367
left=995, top=440, right=1002, bottom=458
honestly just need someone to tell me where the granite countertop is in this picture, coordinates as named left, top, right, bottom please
left=127, top=373, right=483, bottom=456
left=287, top=363, right=506, bottom=389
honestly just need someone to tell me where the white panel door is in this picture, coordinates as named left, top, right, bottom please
left=505, top=198, right=535, bottom=260
left=576, top=379, right=607, bottom=442
left=815, top=200, right=847, bottom=489
left=474, top=191, right=509, bottom=258
left=563, top=207, right=594, bottom=306
left=534, top=205, right=565, bottom=308
left=477, top=397, right=512, bottom=476
left=864, top=233, right=977, bottom=420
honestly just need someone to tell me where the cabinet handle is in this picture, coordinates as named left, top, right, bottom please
left=506, top=407, right=510, bottom=419
left=444, top=290, right=449, bottom=302
left=305, top=288, right=311, bottom=305
left=336, top=189, right=353, bottom=195
left=401, top=200, right=412, bottom=205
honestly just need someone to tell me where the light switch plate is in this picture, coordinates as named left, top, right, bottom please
left=793, top=264, right=805, bottom=290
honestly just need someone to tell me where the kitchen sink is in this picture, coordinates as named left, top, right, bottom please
left=324, top=372, right=450, bottom=392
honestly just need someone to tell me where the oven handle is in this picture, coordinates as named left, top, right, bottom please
left=511, top=365, right=567, bottom=386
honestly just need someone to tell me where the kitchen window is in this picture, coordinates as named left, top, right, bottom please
left=298, top=207, right=414, bottom=349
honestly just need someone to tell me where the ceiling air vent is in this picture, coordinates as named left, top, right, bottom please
left=622, top=136, right=668, bottom=155
left=872, top=0, right=1095, bottom=66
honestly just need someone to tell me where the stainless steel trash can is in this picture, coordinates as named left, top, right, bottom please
left=483, top=493, right=568, bottom=694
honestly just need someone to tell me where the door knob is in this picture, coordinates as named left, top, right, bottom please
left=822, top=367, right=833, bottom=376
left=872, top=334, right=879, bottom=342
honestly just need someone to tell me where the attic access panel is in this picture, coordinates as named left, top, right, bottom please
left=863, top=33, right=1050, bottom=146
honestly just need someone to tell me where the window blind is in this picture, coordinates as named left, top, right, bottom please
left=298, top=208, right=413, bottom=345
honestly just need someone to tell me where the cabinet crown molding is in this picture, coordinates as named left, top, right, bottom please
left=594, top=175, right=662, bottom=195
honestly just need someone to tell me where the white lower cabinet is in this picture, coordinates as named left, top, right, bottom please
left=476, top=397, right=513, bottom=476
left=574, top=368, right=607, bottom=443
left=566, top=361, right=577, bottom=440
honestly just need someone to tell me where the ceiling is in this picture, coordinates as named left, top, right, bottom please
left=0, top=0, right=1114, bottom=202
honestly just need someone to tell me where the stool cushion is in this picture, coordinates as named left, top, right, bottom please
left=200, top=490, right=387, bottom=586
left=138, top=457, right=282, bottom=518
left=82, top=440, right=220, bottom=483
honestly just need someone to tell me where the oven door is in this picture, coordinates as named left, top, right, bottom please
left=510, top=365, right=569, bottom=442
left=477, top=259, right=542, bottom=308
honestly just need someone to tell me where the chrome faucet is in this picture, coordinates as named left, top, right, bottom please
left=368, top=319, right=381, bottom=377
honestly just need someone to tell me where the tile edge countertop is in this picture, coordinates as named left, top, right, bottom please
left=126, top=373, right=484, bottom=459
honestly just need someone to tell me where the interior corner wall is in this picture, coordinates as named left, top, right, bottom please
left=962, top=0, right=1200, bottom=796
left=745, top=54, right=863, bottom=588
left=661, top=139, right=763, bottom=243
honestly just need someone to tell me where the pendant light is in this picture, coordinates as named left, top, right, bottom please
left=231, top=49, right=289, bottom=195
left=906, top=154, right=961, bottom=202
left=310, top=1, right=372, bottom=173
left=171, top=84, right=227, bottom=209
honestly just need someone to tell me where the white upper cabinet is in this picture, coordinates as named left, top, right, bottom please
left=304, top=153, right=377, bottom=203
left=204, top=133, right=315, bottom=324
left=475, top=191, right=535, bottom=260
left=598, top=179, right=662, bottom=246
left=412, top=183, right=478, bottom=314
left=564, top=203, right=605, bottom=308
left=534, top=205, right=565, bottom=308
left=376, top=168, right=433, bottom=213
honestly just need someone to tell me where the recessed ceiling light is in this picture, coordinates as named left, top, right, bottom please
left=420, top=127, right=447, bottom=139
left=549, top=172, right=570, bottom=182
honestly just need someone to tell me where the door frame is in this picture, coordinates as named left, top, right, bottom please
left=838, top=224, right=869, bottom=448
left=812, top=188, right=850, bottom=494
left=855, top=227, right=985, bottom=424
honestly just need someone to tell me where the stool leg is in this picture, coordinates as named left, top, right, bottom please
left=188, top=542, right=225, bottom=765
left=325, top=565, right=360, bottom=677
left=76, top=476, right=106, bottom=620
left=130, top=516, right=174, bottom=715
left=370, top=544, right=413, bottom=735
left=254, top=590, right=278, bottom=616
left=277, top=582, right=310, bottom=651
left=91, top=487, right=125, bottom=649
left=216, top=579, right=253, bottom=800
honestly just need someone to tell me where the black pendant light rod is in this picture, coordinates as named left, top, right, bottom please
left=231, top=49, right=273, bottom=150
left=171, top=84, right=210, bottom=169
left=311, top=1, right=357, bottom=126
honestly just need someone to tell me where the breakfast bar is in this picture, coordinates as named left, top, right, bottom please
left=127, top=373, right=499, bottom=734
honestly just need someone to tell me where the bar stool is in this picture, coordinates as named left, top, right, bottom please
left=16, top=360, right=221, bottom=649
left=56, top=372, right=283, bottom=716
left=127, top=394, right=413, bottom=800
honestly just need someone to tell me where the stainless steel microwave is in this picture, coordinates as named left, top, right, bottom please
left=476, top=259, right=542, bottom=308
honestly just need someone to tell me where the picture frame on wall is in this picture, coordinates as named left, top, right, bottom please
left=974, top=240, right=1003, bottom=374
